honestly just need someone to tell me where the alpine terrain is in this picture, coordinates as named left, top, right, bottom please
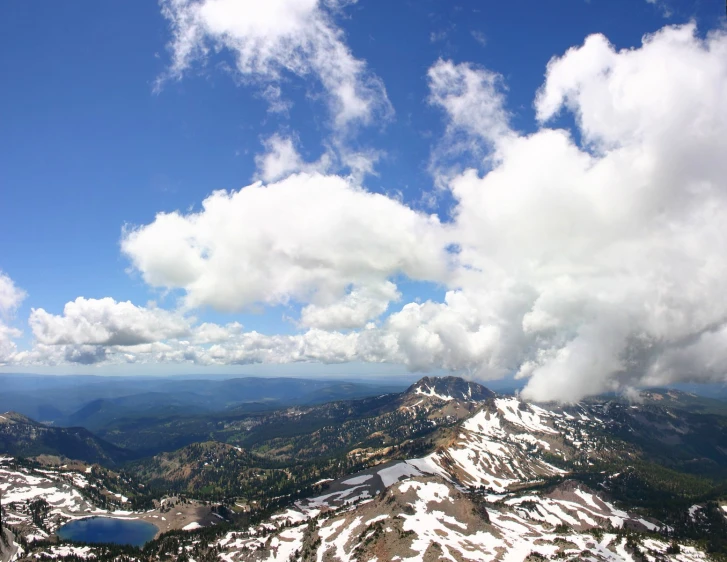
left=1, top=376, right=726, bottom=561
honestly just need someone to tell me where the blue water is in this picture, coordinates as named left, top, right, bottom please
left=57, top=517, right=158, bottom=547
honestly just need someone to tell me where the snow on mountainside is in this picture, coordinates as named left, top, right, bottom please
left=2, top=378, right=725, bottom=561
left=207, top=393, right=717, bottom=561
left=0, top=457, right=226, bottom=561
left=0, top=458, right=108, bottom=561
left=405, top=376, right=495, bottom=403
left=360, top=395, right=605, bottom=494
left=420, top=398, right=606, bottom=491
left=0, top=458, right=131, bottom=543
left=293, top=396, right=606, bottom=505
left=213, top=475, right=710, bottom=562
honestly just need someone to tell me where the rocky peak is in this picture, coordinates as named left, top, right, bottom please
left=405, top=376, right=495, bottom=402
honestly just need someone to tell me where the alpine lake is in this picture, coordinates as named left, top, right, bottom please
left=57, top=517, right=158, bottom=547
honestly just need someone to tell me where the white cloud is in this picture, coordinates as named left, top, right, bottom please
left=437, top=23, right=727, bottom=401
left=121, top=172, right=449, bottom=315
left=0, top=324, right=23, bottom=365
left=428, top=59, right=511, bottom=149
left=193, top=321, right=244, bottom=344
left=29, top=297, right=193, bottom=346
left=158, top=0, right=392, bottom=129
left=253, top=134, right=380, bottom=185
left=254, top=135, right=331, bottom=182
left=0, top=271, right=26, bottom=364
left=471, top=30, right=487, bottom=47
left=255, top=135, right=307, bottom=182
left=0, top=271, right=25, bottom=318
left=645, top=0, right=672, bottom=18
left=299, top=281, right=400, bottom=329
left=427, top=59, right=512, bottom=185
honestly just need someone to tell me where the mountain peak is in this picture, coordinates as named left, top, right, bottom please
left=405, top=376, right=495, bottom=402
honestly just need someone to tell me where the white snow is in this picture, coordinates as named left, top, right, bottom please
left=377, top=462, right=423, bottom=487
left=32, top=545, right=95, bottom=559
left=342, top=474, right=374, bottom=485
left=463, top=409, right=502, bottom=437
left=495, top=398, right=558, bottom=434
left=415, top=385, right=454, bottom=401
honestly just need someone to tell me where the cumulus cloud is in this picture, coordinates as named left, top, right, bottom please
left=158, top=0, right=392, bottom=129
left=193, top=321, right=244, bottom=344
left=299, top=281, right=400, bottom=330
left=18, top=24, right=727, bottom=404
left=29, top=297, right=192, bottom=346
left=430, top=23, right=727, bottom=401
left=121, top=172, right=449, bottom=317
left=0, top=271, right=26, bottom=364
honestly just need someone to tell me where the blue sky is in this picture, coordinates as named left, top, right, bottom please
left=1, top=0, right=726, bottom=399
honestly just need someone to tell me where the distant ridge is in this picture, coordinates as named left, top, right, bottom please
left=0, top=411, right=39, bottom=425
left=0, top=411, right=133, bottom=466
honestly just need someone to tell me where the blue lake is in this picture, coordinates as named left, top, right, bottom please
left=57, top=517, right=158, bottom=547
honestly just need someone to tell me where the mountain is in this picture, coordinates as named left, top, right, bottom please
left=629, top=388, right=727, bottom=416
left=63, top=394, right=212, bottom=431
left=125, top=379, right=496, bottom=497
left=3, top=375, right=727, bottom=561
left=104, top=375, right=727, bottom=496
left=597, top=400, right=727, bottom=479
left=189, top=385, right=727, bottom=561
left=405, top=375, right=496, bottom=402
left=0, top=411, right=133, bottom=466
left=97, top=376, right=491, bottom=458
left=134, top=379, right=726, bottom=561
left=252, top=477, right=674, bottom=562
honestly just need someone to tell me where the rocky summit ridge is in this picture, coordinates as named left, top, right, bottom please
left=405, top=375, right=496, bottom=402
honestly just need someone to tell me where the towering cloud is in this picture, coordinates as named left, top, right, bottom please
left=427, top=24, right=727, bottom=400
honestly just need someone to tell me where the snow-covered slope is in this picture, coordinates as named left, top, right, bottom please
left=405, top=376, right=495, bottom=403
left=212, top=475, right=708, bottom=562
left=395, top=397, right=603, bottom=493
left=0, top=460, right=103, bottom=540
left=2, top=381, right=722, bottom=562
left=205, top=396, right=713, bottom=561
